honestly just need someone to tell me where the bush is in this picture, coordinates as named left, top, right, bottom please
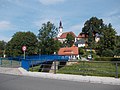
left=94, top=57, right=120, bottom=61
left=101, top=49, right=114, bottom=57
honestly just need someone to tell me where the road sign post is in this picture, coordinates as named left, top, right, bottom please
left=22, top=46, right=26, bottom=59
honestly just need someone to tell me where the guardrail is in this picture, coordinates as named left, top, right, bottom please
left=0, top=57, right=21, bottom=67
left=21, top=55, right=69, bottom=71
left=28, top=60, right=120, bottom=78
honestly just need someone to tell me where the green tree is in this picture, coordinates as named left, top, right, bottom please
left=0, top=40, right=6, bottom=57
left=82, top=17, right=104, bottom=46
left=97, top=24, right=116, bottom=56
left=38, top=21, right=61, bottom=55
left=114, top=35, right=120, bottom=56
left=101, top=49, right=114, bottom=57
left=65, top=33, right=75, bottom=47
left=6, top=31, right=38, bottom=57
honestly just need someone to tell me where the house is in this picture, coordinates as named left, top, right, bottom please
left=77, top=33, right=88, bottom=41
left=58, top=45, right=79, bottom=60
left=95, top=33, right=100, bottom=42
left=75, top=39, right=86, bottom=47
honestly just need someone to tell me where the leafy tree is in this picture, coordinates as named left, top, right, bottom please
left=79, top=47, right=84, bottom=55
left=65, top=33, right=75, bottom=47
left=0, top=40, right=6, bottom=57
left=6, top=31, right=38, bottom=57
left=97, top=24, right=116, bottom=56
left=101, top=49, right=114, bottom=57
left=82, top=17, right=104, bottom=46
left=0, top=40, right=6, bottom=50
left=114, top=35, right=120, bottom=56
left=38, top=21, right=61, bottom=55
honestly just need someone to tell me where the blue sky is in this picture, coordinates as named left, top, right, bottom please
left=0, top=0, right=120, bottom=42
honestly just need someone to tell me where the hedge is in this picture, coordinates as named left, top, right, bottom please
left=94, top=57, right=120, bottom=61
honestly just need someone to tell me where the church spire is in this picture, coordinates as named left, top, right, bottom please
left=59, top=21, right=63, bottom=28
left=57, top=21, right=63, bottom=37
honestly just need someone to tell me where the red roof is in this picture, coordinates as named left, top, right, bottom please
left=77, top=33, right=88, bottom=38
left=58, top=31, right=77, bottom=39
left=58, top=45, right=79, bottom=56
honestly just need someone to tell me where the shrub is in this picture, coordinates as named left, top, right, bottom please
left=102, top=49, right=114, bottom=57
left=94, top=57, right=120, bottom=61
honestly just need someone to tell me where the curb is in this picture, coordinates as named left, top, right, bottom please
left=18, top=67, right=120, bottom=85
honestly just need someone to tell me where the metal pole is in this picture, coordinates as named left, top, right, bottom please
left=54, top=61, right=56, bottom=74
left=115, top=62, right=118, bottom=78
left=24, top=51, right=25, bottom=59
left=32, top=61, right=33, bottom=72
left=10, top=59, right=12, bottom=66
left=0, top=57, right=2, bottom=65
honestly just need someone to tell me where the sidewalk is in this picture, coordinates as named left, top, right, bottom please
left=0, top=67, right=22, bottom=75
left=18, top=67, right=120, bottom=85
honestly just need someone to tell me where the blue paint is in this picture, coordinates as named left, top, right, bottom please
left=21, top=55, right=69, bottom=71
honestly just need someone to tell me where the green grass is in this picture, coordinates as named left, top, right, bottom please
left=28, top=61, right=120, bottom=78
left=57, top=61, right=120, bottom=78
left=29, top=65, right=40, bottom=72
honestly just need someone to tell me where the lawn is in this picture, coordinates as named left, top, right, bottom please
left=57, top=61, right=120, bottom=78
left=29, top=61, right=120, bottom=78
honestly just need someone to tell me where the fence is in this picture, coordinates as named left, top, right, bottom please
left=21, top=55, right=69, bottom=71
left=28, top=60, right=120, bottom=78
left=0, top=57, right=21, bottom=68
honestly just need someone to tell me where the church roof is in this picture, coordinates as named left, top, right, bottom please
left=58, top=31, right=77, bottom=39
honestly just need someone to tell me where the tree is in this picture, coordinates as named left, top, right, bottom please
left=101, top=49, right=114, bottom=57
left=6, top=31, right=38, bottom=57
left=0, top=40, right=6, bottom=57
left=114, top=35, right=120, bottom=56
left=38, top=21, right=61, bottom=55
left=82, top=17, right=104, bottom=46
left=65, top=33, right=75, bottom=47
left=96, top=23, right=116, bottom=56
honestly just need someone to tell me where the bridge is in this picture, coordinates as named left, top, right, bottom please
left=21, top=55, right=69, bottom=71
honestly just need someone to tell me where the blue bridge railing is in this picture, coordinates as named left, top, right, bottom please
left=21, top=55, right=69, bottom=71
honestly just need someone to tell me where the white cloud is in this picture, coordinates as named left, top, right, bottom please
left=39, top=0, right=65, bottom=5
left=0, top=21, right=12, bottom=29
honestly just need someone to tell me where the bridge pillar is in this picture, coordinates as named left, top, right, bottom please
left=49, top=61, right=59, bottom=74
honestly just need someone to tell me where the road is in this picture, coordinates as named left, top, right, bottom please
left=0, top=73, right=120, bottom=90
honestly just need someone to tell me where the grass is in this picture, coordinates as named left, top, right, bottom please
left=57, top=61, right=120, bottom=78
left=29, top=61, right=120, bottom=78
left=29, top=65, right=40, bottom=72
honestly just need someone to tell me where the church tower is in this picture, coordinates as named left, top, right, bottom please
left=57, top=21, right=63, bottom=37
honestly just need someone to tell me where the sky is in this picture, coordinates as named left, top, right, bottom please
left=0, top=0, right=120, bottom=42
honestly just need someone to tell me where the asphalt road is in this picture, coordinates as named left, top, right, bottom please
left=0, top=73, right=120, bottom=90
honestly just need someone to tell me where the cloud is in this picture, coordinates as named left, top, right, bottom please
left=39, top=0, right=65, bottom=5
left=0, top=21, right=12, bottom=30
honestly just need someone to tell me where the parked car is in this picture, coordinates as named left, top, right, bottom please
left=87, top=55, right=92, bottom=60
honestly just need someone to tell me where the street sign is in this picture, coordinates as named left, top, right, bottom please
left=22, top=46, right=26, bottom=51
left=22, top=46, right=26, bottom=59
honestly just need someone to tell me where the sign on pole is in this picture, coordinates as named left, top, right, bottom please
left=22, top=46, right=26, bottom=51
left=22, top=46, right=26, bottom=59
